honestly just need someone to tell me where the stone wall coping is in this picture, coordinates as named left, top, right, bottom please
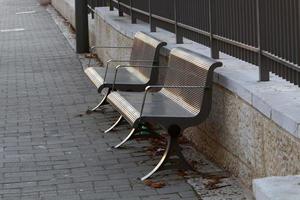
left=253, top=176, right=300, bottom=200
left=95, top=7, right=300, bottom=138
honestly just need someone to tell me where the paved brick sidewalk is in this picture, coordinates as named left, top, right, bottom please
left=0, top=0, right=199, bottom=199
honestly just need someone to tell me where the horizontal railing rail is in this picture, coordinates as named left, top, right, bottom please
left=88, top=0, right=300, bottom=87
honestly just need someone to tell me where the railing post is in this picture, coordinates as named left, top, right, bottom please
left=75, top=0, right=90, bottom=53
left=174, top=0, right=183, bottom=44
left=297, top=0, right=300, bottom=86
left=209, top=0, right=219, bottom=59
left=149, top=0, right=156, bottom=32
left=130, top=0, right=137, bottom=24
left=90, top=0, right=95, bottom=19
left=118, top=0, right=124, bottom=16
left=109, top=0, right=114, bottom=11
left=256, top=0, right=269, bottom=81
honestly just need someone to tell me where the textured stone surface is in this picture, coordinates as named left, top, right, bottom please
left=93, top=12, right=133, bottom=64
left=51, top=0, right=75, bottom=28
left=253, top=176, right=300, bottom=200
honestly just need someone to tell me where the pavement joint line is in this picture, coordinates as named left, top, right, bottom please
left=16, top=11, right=36, bottom=15
left=0, top=28, right=25, bottom=33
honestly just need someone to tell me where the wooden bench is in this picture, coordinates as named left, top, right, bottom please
left=107, top=47, right=222, bottom=180
left=84, top=31, right=167, bottom=114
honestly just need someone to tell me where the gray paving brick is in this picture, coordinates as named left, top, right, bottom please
left=80, top=192, right=120, bottom=200
left=0, top=0, right=200, bottom=199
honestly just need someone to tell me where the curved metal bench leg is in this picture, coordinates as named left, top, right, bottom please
left=86, top=90, right=110, bottom=113
left=140, top=135, right=172, bottom=181
left=140, top=125, right=193, bottom=181
left=104, top=115, right=123, bottom=133
left=114, top=128, right=137, bottom=149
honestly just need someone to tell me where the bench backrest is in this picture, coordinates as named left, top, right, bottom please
left=130, top=32, right=167, bottom=84
left=163, top=47, right=222, bottom=122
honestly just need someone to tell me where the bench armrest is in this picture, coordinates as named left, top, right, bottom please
left=106, top=59, right=154, bottom=64
left=145, top=85, right=209, bottom=90
left=140, top=85, right=209, bottom=117
left=111, top=65, right=169, bottom=89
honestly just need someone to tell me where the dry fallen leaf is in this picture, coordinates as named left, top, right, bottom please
left=188, top=160, right=198, bottom=168
left=151, top=181, right=166, bottom=188
left=143, top=180, right=153, bottom=186
left=143, top=180, right=166, bottom=189
left=178, top=136, right=190, bottom=145
left=203, top=174, right=230, bottom=190
left=177, top=170, right=188, bottom=177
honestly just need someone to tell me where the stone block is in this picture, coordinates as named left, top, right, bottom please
left=253, top=176, right=300, bottom=200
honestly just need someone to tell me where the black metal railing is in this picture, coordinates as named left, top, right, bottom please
left=89, top=0, right=300, bottom=86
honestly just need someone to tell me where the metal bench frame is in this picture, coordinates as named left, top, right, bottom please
left=84, top=31, right=167, bottom=114
left=107, top=47, right=222, bottom=180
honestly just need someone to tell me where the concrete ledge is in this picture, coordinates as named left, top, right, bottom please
left=253, top=176, right=300, bottom=200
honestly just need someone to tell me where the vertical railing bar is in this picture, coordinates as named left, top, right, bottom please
left=287, top=1, right=294, bottom=83
left=256, top=0, right=269, bottom=81
left=296, top=0, right=300, bottom=86
left=209, top=0, right=219, bottom=59
left=219, top=0, right=225, bottom=54
left=242, top=0, right=247, bottom=61
left=118, top=0, right=123, bottom=16
left=174, top=0, right=183, bottom=44
left=91, top=0, right=95, bottom=19
left=149, top=0, right=156, bottom=32
left=251, top=0, right=256, bottom=64
left=281, top=0, right=288, bottom=80
left=236, top=0, right=241, bottom=59
left=291, top=0, right=297, bottom=65
left=295, top=0, right=300, bottom=86
left=109, top=0, right=114, bottom=10
left=130, top=0, right=137, bottom=24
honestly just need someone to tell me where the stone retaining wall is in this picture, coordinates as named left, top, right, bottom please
left=52, top=1, right=300, bottom=189
left=91, top=9, right=300, bottom=187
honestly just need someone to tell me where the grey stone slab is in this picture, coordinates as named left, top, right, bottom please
left=253, top=176, right=300, bottom=200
